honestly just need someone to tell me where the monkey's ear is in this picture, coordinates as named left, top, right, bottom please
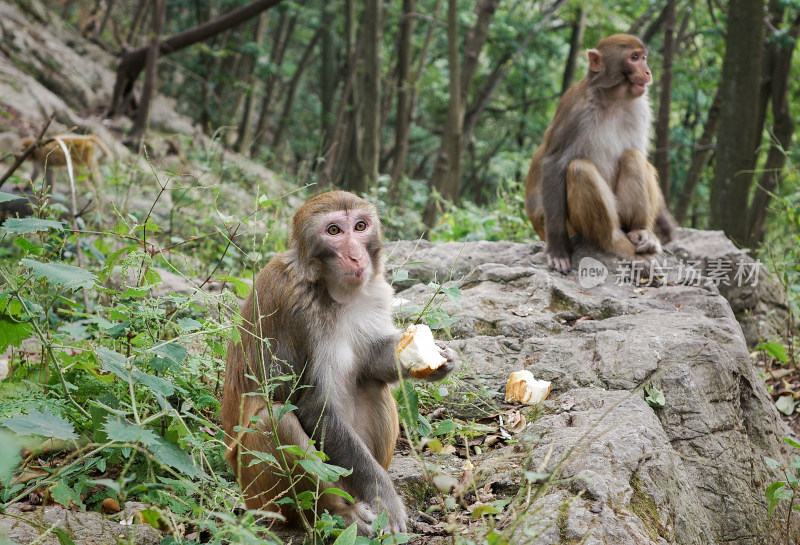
left=587, top=49, right=603, bottom=73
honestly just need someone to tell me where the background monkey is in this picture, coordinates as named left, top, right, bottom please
left=525, top=34, right=673, bottom=274
left=222, top=191, right=456, bottom=535
left=22, top=133, right=111, bottom=188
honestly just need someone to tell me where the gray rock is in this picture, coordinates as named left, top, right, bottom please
left=0, top=503, right=161, bottom=545
left=387, top=233, right=793, bottom=544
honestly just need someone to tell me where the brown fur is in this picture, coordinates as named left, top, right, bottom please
left=222, top=191, right=455, bottom=535
left=524, top=34, right=673, bottom=274
left=22, top=134, right=111, bottom=189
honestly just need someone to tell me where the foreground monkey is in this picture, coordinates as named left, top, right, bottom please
left=525, top=34, right=673, bottom=274
left=22, top=134, right=111, bottom=187
left=222, top=191, right=456, bottom=535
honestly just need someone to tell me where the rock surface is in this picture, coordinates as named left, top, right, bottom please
left=0, top=231, right=793, bottom=544
left=383, top=230, right=793, bottom=545
left=0, top=503, right=161, bottom=545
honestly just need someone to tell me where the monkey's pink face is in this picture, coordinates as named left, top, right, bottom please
left=625, top=49, right=651, bottom=97
left=318, top=210, right=376, bottom=288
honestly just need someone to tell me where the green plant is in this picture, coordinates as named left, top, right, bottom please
left=764, top=437, right=800, bottom=540
left=0, top=169, right=295, bottom=543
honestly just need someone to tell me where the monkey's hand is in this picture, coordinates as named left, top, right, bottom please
left=545, top=245, right=572, bottom=275
left=424, top=341, right=457, bottom=381
left=627, top=229, right=661, bottom=255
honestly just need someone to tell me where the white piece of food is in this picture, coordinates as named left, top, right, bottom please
left=505, top=370, right=551, bottom=404
left=397, top=324, right=447, bottom=378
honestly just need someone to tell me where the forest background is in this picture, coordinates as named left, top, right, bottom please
left=89, top=0, right=799, bottom=250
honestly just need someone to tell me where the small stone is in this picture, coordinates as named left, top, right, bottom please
left=101, top=498, right=121, bottom=514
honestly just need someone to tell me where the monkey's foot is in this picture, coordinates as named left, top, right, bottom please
left=546, top=252, right=572, bottom=275
left=627, top=229, right=661, bottom=255
left=339, top=501, right=377, bottom=536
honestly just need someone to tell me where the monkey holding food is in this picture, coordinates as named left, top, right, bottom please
left=222, top=191, right=457, bottom=535
left=525, top=34, right=674, bottom=274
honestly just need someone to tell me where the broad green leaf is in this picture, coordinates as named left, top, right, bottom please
left=278, top=444, right=306, bottom=457
left=332, top=522, right=358, bottom=545
left=395, top=381, right=419, bottom=429
left=0, top=191, right=24, bottom=203
left=104, top=419, right=159, bottom=445
left=177, top=317, right=202, bottom=332
left=319, top=487, right=355, bottom=503
left=766, top=481, right=792, bottom=516
left=764, top=456, right=782, bottom=469
left=1, top=218, right=63, bottom=234
left=139, top=508, right=166, bottom=528
left=758, top=342, right=789, bottom=363
left=246, top=451, right=278, bottom=466
left=21, top=259, right=96, bottom=291
left=0, top=316, right=32, bottom=352
left=293, top=490, right=316, bottom=509
left=1, top=408, right=78, bottom=440
left=97, top=347, right=129, bottom=380
left=470, top=504, right=501, bottom=518
left=297, top=459, right=352, bottom=481
left=0, top=430, right=22, bottom=481
left=442, top=286, right=462, bottom=307
left=148, top=342, right=188, bottom=366
left=783, top=437, right=800, bottom=450
left=215, top=275, right=252, bottom=298
left=150, top=437, right=206, bottom=479
left=432, top=419, right=456, bottom=436
left=373, top=511, right=389, bottom=535
left=391, top=269, right=410, bottom=283
left=133, top=369, right=174, bottom=397
left=50, top=482, right=83, bottom=509
left=645, top=384, right=666, bottom=409
left=416, top=414, right=431, bottom=436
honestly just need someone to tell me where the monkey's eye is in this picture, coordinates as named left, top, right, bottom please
left=631, top=53, right=639, bottom=61
left=326, top=225, right=341, bottom=235
left=354, top=220, right=367, bottom=232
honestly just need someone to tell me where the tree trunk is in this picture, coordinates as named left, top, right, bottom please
left=654, top=0, right=676, bottom=204
left=251, top=13, right=296, bottom=156
left=320, top=4, right=337, bottom=156
left=642, top=4, right=669, bottom=44
left=423, top=0, right=462, bottom=228
left=709, top=0, right=765, bottom=244
left=272, top=28, right=324, bottom=148
left=125, top=0, right=150, bottom=46
left=98, top=0, right=116, bottom=39
left=389, top=0, right=417, bottom=201
left=675, top=89, right=721, bottom=224
left=235, top=13, right=270, bottom=153
left=408, top=0, right=442, bottom=128
left=459, top=0, right=500, bottom=104
left=747, top=7, right=800, bottom=246
left=341, top=0, right=365, bottom=192
left=561, top=7, right=586, bottom=94
left=110, top=0, right=283, bottom=116
left=130, top=0, right=166, bottom=145
left=199, top=30, right=229, bottom=132
left=361, top=0, right=382, bottom=192
left=462, top=0, right=566, bottom=151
